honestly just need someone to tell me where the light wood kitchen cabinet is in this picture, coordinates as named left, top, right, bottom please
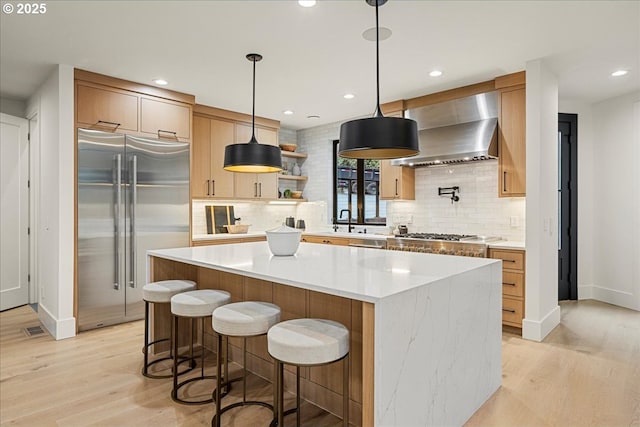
left=301, top=235, right=350, bottom=246
left=76, top=83, right=139, bottom=132
left=489, top=248, right=526, bottom=328
left=233, top=124, right=278, bottom=199
left=191, top=115, right=235, bottom=199
left=140, top=96, right=191, bottom=140
left=498, top=87, right=526, bottom=197
left=379, top=160, right=415, bottom=200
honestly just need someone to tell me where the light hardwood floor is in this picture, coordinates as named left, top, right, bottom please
left=1, top=300, right=639, bottom=426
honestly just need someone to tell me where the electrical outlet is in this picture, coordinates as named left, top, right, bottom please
left=510, top=216, right=519, bottom=227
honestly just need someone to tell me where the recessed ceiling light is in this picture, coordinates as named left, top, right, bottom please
left=344, top=93, right=355, bottom=99
left=153, top=79, right=168, bottom=85
left=429, top=70, right=443, bottom=77
left=307, top=115, right=320, bottom=119
left=611, top=70, right=628, bottom=77
left=283, top=110, right=294, bottom=115
left=362, top=27, right=392, bottom=42
left=298, top=0, right=316, bottom=7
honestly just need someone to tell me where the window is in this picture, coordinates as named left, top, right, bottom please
left=332, top=140, right=386, bottom=225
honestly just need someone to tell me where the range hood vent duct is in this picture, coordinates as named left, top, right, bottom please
left=391, top=91, right=499, bottom=167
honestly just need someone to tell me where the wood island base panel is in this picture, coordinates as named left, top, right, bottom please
left=148, top=242, right=502, bottom=426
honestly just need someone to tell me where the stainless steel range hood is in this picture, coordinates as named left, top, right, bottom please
left=391, top=91, right=498, bottom=167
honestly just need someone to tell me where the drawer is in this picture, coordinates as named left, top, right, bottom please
left=491, top=249, right=524, bottom=271
left=502, top=296, right=524, bottom=327
left=502, top=271, right=524, bottom=298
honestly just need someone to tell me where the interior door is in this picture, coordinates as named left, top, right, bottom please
left=124, top=135, right=190, bottom=320
left=1, top=113, right=29, bottom=311
left=558, top=113, right=578, bottom=300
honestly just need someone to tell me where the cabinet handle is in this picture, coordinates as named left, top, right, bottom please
left=259, top=183, right=262, bottom=197
left=211, top=179, right=215, bottom=196
left=503, top=282, right=517, bottom=286
left=503, top=171, right=507, bottom=192
left=503, top=259, right=516, bottom=263
left=254, top=183, right=258, bottom=197
left=206, top=179, right=210, bottom=196
left=395, top=179, right=399, bottom=196
left=157, top=129, right=178, bottom=140
left=97, top=120, right=121, bottom=129
left=502, top=308, right=516, bottom=313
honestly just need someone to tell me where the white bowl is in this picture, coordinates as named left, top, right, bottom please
left=266, top=225, right=302, bottom=256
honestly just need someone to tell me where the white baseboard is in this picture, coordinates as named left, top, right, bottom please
left=590, top=286, right=638, bottom=311
left=522, top=305, right=561, bottom=342
left=38, top=303, right=76, bottom=340
left=578, top=284, right=593, bottom=300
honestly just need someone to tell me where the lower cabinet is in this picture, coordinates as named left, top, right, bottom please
left=301, top=235, right=350, bottom=246
left=489, top=248, right=526, bottom=328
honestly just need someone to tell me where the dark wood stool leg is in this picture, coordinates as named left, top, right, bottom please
left=277, top=360, right=284, bottom=427
left=143, top=301, right=150, bottom=376
left=215, top=332, right=223, bottom=427
left=296, top=365, right=301, bottom=427
left=343, top=354, right=349, bottom=427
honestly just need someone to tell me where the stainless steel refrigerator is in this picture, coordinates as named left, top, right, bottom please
left=77, top=128, right=190, bottom=331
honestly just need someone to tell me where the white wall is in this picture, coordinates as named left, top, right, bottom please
left=26, top=64, right=75, bottom=339
left=387, top=161, right=526, bottom=241
left=0, top=98, right=26, bottom=118
left=588, top=91, right=640, bottom=310
left=523, top=59, right=560, bottom=342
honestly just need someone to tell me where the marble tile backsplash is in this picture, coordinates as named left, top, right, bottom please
left=386, top=160, right=526, bottom=241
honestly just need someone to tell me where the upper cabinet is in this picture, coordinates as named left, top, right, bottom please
left=191, top=115, right=235, bottom=199
left=74, top=69, right=194, bottom=142
left=496, top=72, right=526, bottom=197
left=191, top=105, right=280, bottom=201
left=140, top=97, right=191, bottom=140
left=233, top=124, right=278, bottom=200
left=378, top=102, right=415, bottom=200
left=379, top=160, right=415, bottom=200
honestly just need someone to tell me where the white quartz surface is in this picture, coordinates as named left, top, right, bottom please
left=303, top=231, right=391, bottom=240
left=148, top=242, right=499, bottom=303
left=489, top=240, right=526, bottom=250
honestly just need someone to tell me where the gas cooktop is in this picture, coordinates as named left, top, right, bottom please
left=397, top=233, right=477, bottom=241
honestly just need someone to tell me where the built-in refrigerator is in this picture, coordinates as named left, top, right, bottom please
left=77, top=128, right=190, bottom=331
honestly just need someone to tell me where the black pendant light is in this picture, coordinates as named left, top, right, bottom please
left=223, top=53, right=282, bottom=173
left=339, top=0, right=419, bottom=159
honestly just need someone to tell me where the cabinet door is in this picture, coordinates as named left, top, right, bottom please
left=76, top=84, right=138, bottom=131
left=210, top=119, right=235, bottom=198
left=255, top=127, right=278, bottom=198
left=499, top=88, right=526, bottom=197
left=232, top=124, right=278, bottom=199
left=191, top=116, right=212, bottom=198
left=140, top=97, right=191, bottom=140
left=380, top=160, right=414, bottom=200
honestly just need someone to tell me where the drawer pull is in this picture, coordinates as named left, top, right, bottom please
left=503, top=259, right=516, bottom=263
left=503, top=282, right=517, bottom=286
left=97, top=120, right=121, bottom=128
left=157, top=129, right=178, bottom=140
left=502, top=308, right=516, bottom=313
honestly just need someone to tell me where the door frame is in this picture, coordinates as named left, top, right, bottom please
left=558, top=113, right=578, bottom=300
left=27, top=111, right=39, bottom=305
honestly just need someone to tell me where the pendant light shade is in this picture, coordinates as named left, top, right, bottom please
left=339, top=0, right=419, bottom=160
left=224, top=53, right=282, bottom=173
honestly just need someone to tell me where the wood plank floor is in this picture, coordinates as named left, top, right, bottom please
left=1, top=300, right=639, bottom=426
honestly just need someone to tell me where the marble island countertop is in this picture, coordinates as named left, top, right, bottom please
left=149, top=241, right=499, bottom=303
left=488, top=240, right=526, bottom=250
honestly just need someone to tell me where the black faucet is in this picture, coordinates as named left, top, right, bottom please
left=339, top=209, right=354, bottom=233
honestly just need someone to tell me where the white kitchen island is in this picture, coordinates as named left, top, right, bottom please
left=148, top=242, right=502, bottom=427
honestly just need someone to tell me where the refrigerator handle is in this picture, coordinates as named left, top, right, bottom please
left=113, top=154, right=122, bottom=290
left=129, top=155, right=137, bottom=288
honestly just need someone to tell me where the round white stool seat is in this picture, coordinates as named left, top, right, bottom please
left=171, top=290, right=231, bottom=318
left=268, top=318, right=349, bottom=365
left=143, top=280, right=196, bottom=303
left=212, top=302, right=280, bottom=337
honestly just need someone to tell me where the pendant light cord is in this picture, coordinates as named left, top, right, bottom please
left=374, top=0, right=383, bottom=118
left=250, top=56, right=257, bottom=143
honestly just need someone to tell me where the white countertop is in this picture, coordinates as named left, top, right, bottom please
left=149, top=242, right=499, bottom=303
left=303, top=231, right=391, bottom=240
left=488, top=240, right=526, bottom=250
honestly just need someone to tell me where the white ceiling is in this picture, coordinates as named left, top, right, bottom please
left=1, top=0, right=638, bottom=130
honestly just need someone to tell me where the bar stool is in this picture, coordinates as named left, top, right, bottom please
left=142, top=279, right=196, bottom=378
left=170, top=289, right=231, bottom=404
left=211, top=301, right=281, bottom=427
left=268, top=318, right=350, bottom=427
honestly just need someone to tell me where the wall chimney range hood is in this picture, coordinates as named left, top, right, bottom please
left=391, top=91, right=499, bottom=167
